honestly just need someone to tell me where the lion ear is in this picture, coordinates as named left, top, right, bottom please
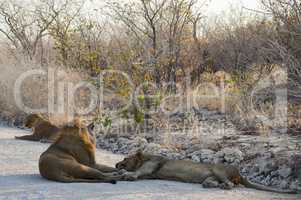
left=87, top=122, right=95, bottom=131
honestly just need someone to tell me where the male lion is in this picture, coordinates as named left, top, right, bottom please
left=15, top=114, right=60, bottom=143
left=116, top=151, right=297, bottom=194
left=39, top=119, right=123, bottom=183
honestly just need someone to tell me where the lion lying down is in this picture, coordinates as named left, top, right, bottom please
left=15, top=114, right=60, bottom=143
left=116, top=151, right=297, bottom=194
left=39, top=119, right=123, bottom=183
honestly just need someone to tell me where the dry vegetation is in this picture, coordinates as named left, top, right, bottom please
left=0, top=0, right=300, bottom=135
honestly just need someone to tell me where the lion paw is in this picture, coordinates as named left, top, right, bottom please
left=122, top=172, right=138, bottom=181
left=111, top=171, right=121, bottom=176
left=40, top=139, right=52, bottom=143
left=219, top=182, right=234, bottom=190
left=117, top=169, right=128, bottom=175
left=203, top=181, right=219, bottom=188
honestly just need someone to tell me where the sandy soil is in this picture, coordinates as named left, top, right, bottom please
left=0, top=126, right=299, bottom=200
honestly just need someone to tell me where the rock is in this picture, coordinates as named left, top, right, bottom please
left=251, top=175, right=264, bottom=184
left=290, top=180, right=301, bottom=191
left=218, top=147, right=243, bottom=164
left=279, top=180, right=289, bottom=189
left=270, top=170, right=279, bottom=177
left=239, top=143, right=251, bottom=149
left=12, top=115, right=25, bottom=127
left=168, top=152, right=184, bottom=160
left=277, top=128, right=287, bottom=134
left=191, top=154, right=201, bottom=162
left=144, top=143, right=162, bottom=155
left=213, top=157, right=224, bottom=164
left=260, top=152, right=273, bottom=159
left=117, top=137, right=131, bottom=144
left=189, top=149, right=216, bottom=163
left=294, top=169, right=301, bottom=180
left=93, top=106, right=301, bottom=192
left=158, top=148, right=172, bottom=156
left=258, top=161, right=277, bottom=175
left=262, top=175, right=271, bottom=185
left=271, top=147, right=288, bottom=154
left=278, top=167, right=292, bottom=178
left=241, top=167, right=248, bottom=174
left=129, top=137, right=148, bottom=150
left=215, top=151, right=225, bottom=158
left=109, top=138, right=116, bottom=143
left=200, top=149, right=215, bottom=159
left=270, top=177, right=279, bottom=186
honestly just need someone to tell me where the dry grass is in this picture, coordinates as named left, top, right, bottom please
left=189, top=67, right=293, bottom=135
left=0, top=43, right=298, bottom=136
left=0, top=47, right=89, bottom=126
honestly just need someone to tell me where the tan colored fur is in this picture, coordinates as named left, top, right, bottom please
left=39, top=120, right=123, bottom=183
left=116, top=152, right=297, bottom=194
left=15, top=114, right=60, bottom=142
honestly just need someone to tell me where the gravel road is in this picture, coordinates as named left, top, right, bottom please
left=0, top=126, right=299, bottom=200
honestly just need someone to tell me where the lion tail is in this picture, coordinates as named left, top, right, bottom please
left=241, top=176, right=297, bottom=194
left=15, top=135, right=39, bottom=141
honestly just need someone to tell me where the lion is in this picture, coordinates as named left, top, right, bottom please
left=39, top=118, right=123, bottom=183
left=15, top=114, right=60, bottom=143
left=116, top=151, right=297, bottom=194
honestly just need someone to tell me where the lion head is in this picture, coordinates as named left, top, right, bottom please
left=58, top=118, right=95, bottom=144
left=115, top=151, right=144, bottom=171
left=24, top=114, right=44, bottom=128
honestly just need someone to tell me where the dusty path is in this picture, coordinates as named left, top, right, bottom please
left=0, top=126, right=299, bottom=200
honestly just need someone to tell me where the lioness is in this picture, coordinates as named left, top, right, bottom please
left=39, top=119, right=122, bottom=183
left=15, top=114, right=60, bottom=142
left=116, top=151, right=297, bottom=194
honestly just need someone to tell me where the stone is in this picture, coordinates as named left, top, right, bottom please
left=168, top=153, right=184, bottom=160
left=290, top=180, right=301, bottom=191
left=239, top=143, right=251, bottom=149
left=158, top=148, right=171, bottom=156
left=260, top=152, right=273, bottom=159
left=191, top=154, right=201, bottom=162
left=213, top=157, right=224, bottom=164
left=189, top=149, right=216, bottom=163
left=131, top=137, right=148, bottom=147
left=256, top=160, right=277, bottom=175
left=279, top=180, right=289, bottom=189
left=144, top=143, right=162, bottom=154
left=270, top=170, right=279, bottom=177
left=92, top=106, right=301, bottom=192
left=200, top=149, right=215, bottom=160
left=215, top=151, right=225, bottom=158
left=219, top=147, right=243, bottom=164
left=277, top=128, right=287, bottom=134
left=278, top=167, right=292, bottom=178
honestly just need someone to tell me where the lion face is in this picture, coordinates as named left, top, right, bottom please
left=58, top=122, right=96, bottom=150
left=87, top=123, right=96, bottom=145
left=115, top=152, right=143, bottom=171
left=24, top=114, right=41, bottom=128
left=69, top=125, right=95, bottom=144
